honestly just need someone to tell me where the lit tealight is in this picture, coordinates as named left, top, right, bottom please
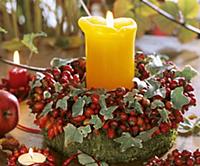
left=18, top=148, right=46, bottom=166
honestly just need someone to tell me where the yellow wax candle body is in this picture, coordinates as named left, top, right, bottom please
left=79, top=16, right=137, bottom=90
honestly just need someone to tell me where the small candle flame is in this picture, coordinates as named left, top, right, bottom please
left=29, top=148, right=34, bottom=159
left=106, top=11, right=114, bottom=27
left=13, top=51, right=20, bottom=64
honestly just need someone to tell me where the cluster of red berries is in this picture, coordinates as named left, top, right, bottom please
left=28, top=52, right=196, bottom=140
left=146, top=149, right=200, bottom=166
left=7, top=145, right=56, bottom=166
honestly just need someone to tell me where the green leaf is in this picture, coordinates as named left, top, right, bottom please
left=113, top=0, right=133, bottom=17
left=178, top=0, right=199, bottom=19
left=50, top=57, right=73, bottom=68
left=21, top=32, right=47, bottom=53
left=176, top=65, right=198, bottom=80
left=178, top=117, right=194, bottom=134
left=0, top=27, right=7, bottom=33
left=151, top=100, right=165, bottom=109
left=78, top=153, right=96, bottom=166
left=43, top=91, right=51, bottom=99
left=83, top=95, right=92, bottom=105
left=114, top=132, right=142, bottom=152
left=158, top=108, right=169, bottom=123
left=90, top=115, right=103, bottom=130
left=171, top=87, right=189, bottom=109
left=124, top=92, right=135, bottom=108
left=144, top=79, right=161, bottom=98
left=78, top=125, right=92, bottom=138
left=133, top=77, right=147, bottom=90
left=64, top=123, right=83, bottom=148
left=40, top=102, right=53, bottom=117
left=54, top=82, right=63, bottom=93
left=69, top=87, right=85, bottom=97
left=100, top=106, right=118, bottom=120
left=136, top=127, right=158, bottom=142
left=1, top=38, right=24, bottom=51
left=56, top=96, right=69, bottom=110
left=99, top=162, right=109, bottom=166
left=134, top=100, right=143, bottom=114
left=99, top=95, right=107, bottom=110
left=145, top=55, right=164, bottom=75
left=177, top=19, right=198, bottom=43
left=32, top=79, right=42, bottom=88
left=72, top=97, right=86, bottom=117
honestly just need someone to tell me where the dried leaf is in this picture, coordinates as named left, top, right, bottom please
left=40, top=102, right=53, bottom=117
left=175, top=65, right=198, bottom=81
left=78, top=125, right=92, bottom=138
left=78, top=153, right=96, bottom=166
left=56, top=96, right=69, bottom=110
left=72, top=97, right=86, bottom=117
left=89, top=115, right=103, bottom=130
left=113, top=0, right=133, bottom=17
left=0, top=27, right=7, bottom=33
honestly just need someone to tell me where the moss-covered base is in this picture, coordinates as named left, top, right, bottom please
left=44, top=130, right=177, bottom=164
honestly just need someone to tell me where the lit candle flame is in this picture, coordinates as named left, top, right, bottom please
left=13, top=51, right=20, bottom=64
left=106, top=11, right=114, bottom=28
left=29, top=148, right=34, bottom=159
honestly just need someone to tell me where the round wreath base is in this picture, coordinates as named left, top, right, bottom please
left=44, top=130, right=177, bottom=164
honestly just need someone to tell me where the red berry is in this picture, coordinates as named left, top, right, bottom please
left=187, top=157, right=195, bottom=166
left=185, top=84, right=194, bottom=92
left=194, top=149, right=200, bottom=158
left=120, top=112, right=128, bottom=121
left=107, top=128, right=116, bottom=139
left=72, top=115, right=86, bottom=123
left=91, top=94, right=99, bottom=104
left=62, top=65, right=74, bottom=73
left=128, top=116, right=137, bottom=126
left=84, top=108, right=94, bottom=117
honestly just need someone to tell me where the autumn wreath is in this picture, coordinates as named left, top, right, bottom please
left=28, top=52, right=197, bottom=164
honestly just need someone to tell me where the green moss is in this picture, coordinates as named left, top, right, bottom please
left=44, top=130, right=177, bottom=164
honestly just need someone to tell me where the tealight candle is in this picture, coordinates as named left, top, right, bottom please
left=78, top=11, right=137, bottom=90
left=9, top=51, right=28, bottom=89
left=18, top=148, right=46, bottom=166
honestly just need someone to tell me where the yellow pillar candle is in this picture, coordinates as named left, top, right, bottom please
left=78, top=11, right=137, bottom=90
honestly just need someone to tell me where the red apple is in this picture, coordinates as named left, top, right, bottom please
left=0, top=90, right=19, bottom=137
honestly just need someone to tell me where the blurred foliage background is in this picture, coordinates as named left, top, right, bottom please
left=0, top=0, right=200, bottom=54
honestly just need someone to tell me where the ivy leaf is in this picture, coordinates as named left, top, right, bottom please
left=21, top=32, right=47, bottom=53
left=64, top=123, right=83, bottom=148
left=78, top=153, right=97, bottom=166
left=114, top=132, right=142, bottom=152
left=134, top=100, right=143, bottom=114
left=72, top=97, right=86, bottom=117
left=171, top=87, right=189, bottom=109
left=54, top=82, right=63, bottom=93
left=43, top=91, right=51, bottom=99
left=144, top=79, right=161, bottom=98
left=99, top=95, right=107, bottom=110
left=100, top=106, right=118, bottom=120
left=113, top=0, right=133, bottom=17
left=40, top=102, right=53, bottom=117
left=89, top=115, right=103, bottom=130
left=175, top=65, right=198, bottom=81
left=0, top=27, right=7, bottom=33
left=69, top=87, right=85, bottom=97
left=178, top=117, right=200, bottom=135
left=56, top=96, right=69, bottom=110
left=178, top=0, right=199, bottom=19
left=124, top=92, right=135, bottom=108
left=133, top=77, right=147, bottom=90
left=78, top=125, right=92, bottom=138
left=136, top=127, right=158, bottom=142
left=50, top=57, right=73, bottom=68
left=32, top=79, right=42, bottom=88
left=145, top=55, right=164, bottom=75
left=158, top=108, right=169, bottom=123
left=83, top=95, right=92, bottom=105
left=151, top=100, right=165, bottom=109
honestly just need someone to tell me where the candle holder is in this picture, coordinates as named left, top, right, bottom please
left=27, top=52, right=197, bottom=164
left=7, top=145, right=56, bottom=166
